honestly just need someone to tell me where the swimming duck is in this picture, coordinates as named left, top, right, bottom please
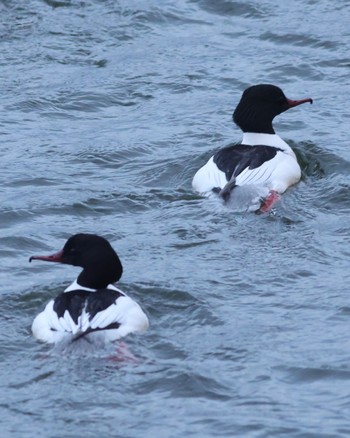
left=30, top=233, right=149, bottom=345
left=192, top=84, right=313, bottom=212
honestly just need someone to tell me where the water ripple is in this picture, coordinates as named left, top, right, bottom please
left=2, top=0, right=350, bottom=436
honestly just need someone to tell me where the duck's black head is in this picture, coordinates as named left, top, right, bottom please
left=30, top=233, right=123, bottom=289
left=233, top=84, right=313, bottom=134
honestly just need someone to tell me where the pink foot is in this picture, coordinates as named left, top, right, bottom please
left=107, top=341, right=140, bottom=364
left=259, top=190, right=281, bottom=213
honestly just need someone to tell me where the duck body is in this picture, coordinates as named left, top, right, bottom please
left=192, top=133, right=301, bottom=195
left=30, top=234, right=149, bottom=345
left=192, top=84, right=312, bottom=211
left=32, top=282, right=148, bottom=345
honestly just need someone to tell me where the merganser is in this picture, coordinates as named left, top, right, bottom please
left=29, top=233, right=149, bottom=345
left=192, top=84, right=313, bottom=212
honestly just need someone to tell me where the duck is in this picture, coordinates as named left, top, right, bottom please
left=29, top=233, right=149, bottom=345
left=192, top=84, right=313, bottom=212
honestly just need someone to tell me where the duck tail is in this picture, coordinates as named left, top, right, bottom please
left=218, top=177, right=237, bottom=202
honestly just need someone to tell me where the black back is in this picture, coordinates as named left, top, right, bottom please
left=53, top=289, right=123, bottom=325
left=213, top=144, right=282, bottom=181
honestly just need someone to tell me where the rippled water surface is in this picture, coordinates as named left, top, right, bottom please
left=1, top=0, right=350, bottom=436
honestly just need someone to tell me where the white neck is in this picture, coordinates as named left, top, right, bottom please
left=242, top=132, right=293, bottom=154
left=64, top=279, right=125, bottom=295
left=64, top=279, right=95, bottom=292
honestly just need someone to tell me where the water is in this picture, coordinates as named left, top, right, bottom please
left=1, top=0, right=350, bottom=436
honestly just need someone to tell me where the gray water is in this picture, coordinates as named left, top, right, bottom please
left=1, top=0, right=350, bottom=436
